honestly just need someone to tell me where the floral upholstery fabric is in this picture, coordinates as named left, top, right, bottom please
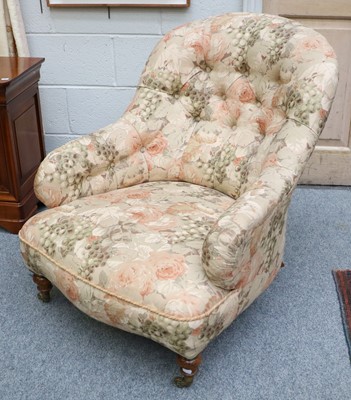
left=20, top=13, right=338, bottom=359
left=20, top=182, right=234, bottom=317
left=20, top=182, right=242, bottom=358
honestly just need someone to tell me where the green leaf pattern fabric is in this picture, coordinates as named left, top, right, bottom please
left=20, top=13, right=338, bottom=358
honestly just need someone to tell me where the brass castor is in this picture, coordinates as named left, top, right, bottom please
left=174, top=354, right=202, bottom=388
left=32, top=274, right=53, bottom=303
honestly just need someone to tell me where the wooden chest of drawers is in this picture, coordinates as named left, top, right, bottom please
left=0, top=57, right=45, bottom=233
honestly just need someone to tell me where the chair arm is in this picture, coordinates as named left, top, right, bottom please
left=202, top=120, right=318, bottom=290
left=34, top=118, right=148, bottom=208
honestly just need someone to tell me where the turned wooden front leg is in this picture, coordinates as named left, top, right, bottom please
left=174, top=354, right=202, bottom=388
left=33, top=274, right=53, bottom=303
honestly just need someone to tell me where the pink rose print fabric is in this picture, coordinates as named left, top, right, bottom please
left=20, top=13, right=338, bottom=358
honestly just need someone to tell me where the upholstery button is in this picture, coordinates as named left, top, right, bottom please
left=140, top=147, right=146, bottom=153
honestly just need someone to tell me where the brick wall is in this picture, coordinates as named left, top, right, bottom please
left=21, top=1, right=243, bottom=152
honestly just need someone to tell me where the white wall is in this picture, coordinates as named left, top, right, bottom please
left=21, top=1, right=243, bottom=152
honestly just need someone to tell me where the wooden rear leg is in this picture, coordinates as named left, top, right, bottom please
left=174, top=353, right=202, bottom=388
left=33, top=274, right=53, bottom=303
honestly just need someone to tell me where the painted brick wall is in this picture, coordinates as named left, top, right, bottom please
left=21, top=1, right=243, bottom=152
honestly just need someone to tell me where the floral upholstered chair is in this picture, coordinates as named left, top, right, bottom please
left=19, top=13, right=338, bottom=387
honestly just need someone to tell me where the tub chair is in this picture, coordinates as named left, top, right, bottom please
left=19, top=13, right=338, bottom=387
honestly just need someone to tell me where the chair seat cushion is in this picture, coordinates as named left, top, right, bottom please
left=20, top=181, right=241, bottom=358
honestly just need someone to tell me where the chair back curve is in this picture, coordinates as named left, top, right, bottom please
left=33, top=13, right=338, bottom=208
left=122, top=12, right=338, bottom=199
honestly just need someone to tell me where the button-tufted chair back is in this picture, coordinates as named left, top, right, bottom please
left=34, top=13, right=337, bottom=208
left=124, top=13, right=337, bottom=199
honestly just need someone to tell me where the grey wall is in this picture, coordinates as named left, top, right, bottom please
left=21, top=1, right=243, bottom=152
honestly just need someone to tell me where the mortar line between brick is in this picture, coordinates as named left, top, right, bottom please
left=27, top=33, right=163, bottom=38
left=39, top=85, right=136, bottom=89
